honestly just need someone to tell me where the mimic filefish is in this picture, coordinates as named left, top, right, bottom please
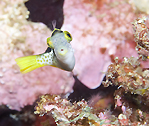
left=15, top=28, right=75, bottom=73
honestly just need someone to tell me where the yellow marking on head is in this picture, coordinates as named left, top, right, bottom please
left=47, top=37, right=54, bottom=49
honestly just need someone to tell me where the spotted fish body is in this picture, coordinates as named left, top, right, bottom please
left=15, top=28, right=75, bottom=73
left=36, top=50, right=56, bottom=66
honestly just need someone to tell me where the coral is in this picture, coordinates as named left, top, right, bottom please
left=129, top=0, right=149, bottom=14
left=0, top=0, right=149, bottom=120
left=132, top=17, right=149, bottom=60
left=34, top=93, right=149, bottom=125
left=34, top=56, right=149, bottom=125
left=0, top=0, right=74, bottom=110
left=34, top=94, right=114, bottom=125
left=34, top=15, right=149, bottom=125
left=62, top=0, right=148, bottom=89
left=102, top=57, right=149, bottom=96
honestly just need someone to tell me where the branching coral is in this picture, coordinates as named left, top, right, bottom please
left=102, top=56, right=149, bottom=96
left=34, top=93, right=149, bottom=125
left=34, top=94, right=114, bottom=125
left=132, top=17, right=149, bottom=60
left=102, top=17, right=149, bottom=102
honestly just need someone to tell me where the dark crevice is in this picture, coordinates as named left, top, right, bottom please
left=25, top=0, right=64, bottom=30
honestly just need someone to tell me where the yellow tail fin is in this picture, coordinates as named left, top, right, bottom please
left=15, top=55, right=45, bottom=74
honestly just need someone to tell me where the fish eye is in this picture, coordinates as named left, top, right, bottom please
left=66, top=33, right=71, bottom=38
left=64, top=31, right=72, bottom=42
left=58, top=48, right=68, bottom=55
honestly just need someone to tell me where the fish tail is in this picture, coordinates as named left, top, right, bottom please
left=15, top=55, right=46, bottom=74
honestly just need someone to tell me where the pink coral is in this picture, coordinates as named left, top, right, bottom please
left=0, top=0, right=149, bottom=111
left=62, top=0, right=148, bottom=89
left=0, top=0, right=74, bottom=110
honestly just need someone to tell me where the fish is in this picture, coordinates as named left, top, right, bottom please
left=15, top=28, right=75, bottom=73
